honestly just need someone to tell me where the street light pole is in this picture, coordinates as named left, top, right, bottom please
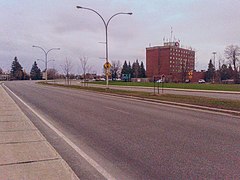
left=212, top=52, right=217, bottom=83
left=76, top=6, right=132, bottom=88
left=32, top=45, right=60, bottom=82
left=212, top=52, right=217, bottom=69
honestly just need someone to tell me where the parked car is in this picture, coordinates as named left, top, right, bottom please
left=198, top=79, right=206, bottom=84
left=156, top=79, right=164, bottom=83
left=99, top=78, right=105, bottom=81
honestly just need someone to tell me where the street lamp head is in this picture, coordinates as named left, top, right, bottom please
left=76, top=6, right=83, bottom=9
left=32, top=45, right=36, bottom=47
left=128, top=13, right=133, bottom=15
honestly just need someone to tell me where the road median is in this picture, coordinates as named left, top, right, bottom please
left=40, top=82, right=240, bottom=116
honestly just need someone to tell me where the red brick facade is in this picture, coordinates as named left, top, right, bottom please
left=146, top=42, right=196, bottom=82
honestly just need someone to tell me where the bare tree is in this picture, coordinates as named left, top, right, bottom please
left=47, top=68, right=58, bottom=80
left=79, top=56, right=91, bottom=80
left=225, top=45, right=240, bottom=82
left=110, top=60, right=122, bottom=80
left=0, top=67, right=3, bottom=74
left=225, top=45, right=240, bottom=71
left=61, top=58, right=73, bottom=85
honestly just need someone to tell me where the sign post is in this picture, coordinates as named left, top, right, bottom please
left=188, top=71, right=193, bottom=82
left=104, top=62, right=111, bottom=87
left=153, top=76, right=156, bottom=95
left=161, top=74, right=165, bottom=94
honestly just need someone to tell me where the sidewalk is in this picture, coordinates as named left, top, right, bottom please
left=0, top=84, right=79, bottom=180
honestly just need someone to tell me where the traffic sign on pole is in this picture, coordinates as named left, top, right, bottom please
left=104, top=62, right=111, bottom=69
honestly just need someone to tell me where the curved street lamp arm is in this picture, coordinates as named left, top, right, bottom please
left=32, top=45, right=47, bottom=54
left=47, top=48, right=60, bottom=55
left=37, top=59, right=45, bottom=63
left=76, top=6, right=107, bottom=27
left=47, top=59, right=55, bottom=63
left=106, top=12, right=132, bottom=27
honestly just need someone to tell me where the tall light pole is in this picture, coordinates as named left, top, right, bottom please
left=212, top=52, right=217, bottom=68
left=212, top=52, right=217, bottom=83
left=32, top=45, right=60, bottom=82
left=76, top=6, right=132, bottom=88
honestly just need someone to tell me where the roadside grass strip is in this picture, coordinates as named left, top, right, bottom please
left=90, top=81, right=240, bottom=92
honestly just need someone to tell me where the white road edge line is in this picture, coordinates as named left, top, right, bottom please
left=3, top=84, right=116, bottom=180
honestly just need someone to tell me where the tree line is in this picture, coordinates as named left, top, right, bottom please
left=6, top=56, right=146, bottom=81
left=120, top=60, right=146, bottom=78
left=8, top=57, right=42, bottom=80
left=3, top=44, right=239, bottom=83
left=206, top=45, right=240, bottom=83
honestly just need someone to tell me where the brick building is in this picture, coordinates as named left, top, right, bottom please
left=146, top=42, right=197, bottom=82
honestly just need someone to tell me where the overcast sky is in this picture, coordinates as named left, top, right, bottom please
left=1, top=0, right=240, bottom=74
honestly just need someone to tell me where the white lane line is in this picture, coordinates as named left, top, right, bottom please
left=3, top=84, right=116, bottom=180
left=104, top=106, right=130, bottom=115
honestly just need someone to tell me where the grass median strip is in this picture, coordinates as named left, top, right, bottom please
left=90, top=81, right=240, bottom=92
left=39, top=82, right=240, bottom=112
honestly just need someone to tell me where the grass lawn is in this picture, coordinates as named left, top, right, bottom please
left=40, top=82, right=240, bottom=113
left=90, top=81, right=240, bottom=92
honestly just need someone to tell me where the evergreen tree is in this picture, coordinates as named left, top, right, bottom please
left=121, top=60, right=128, bottom=75
left=139, top=61, right=146, bottom=78
left=30, top=61, right=42, bottom=80
left=128, top=61, right=132, bottom=77
left=132, top=60, right=141, bottom=78
left=205, top=59, right=215, bottom=82
left=10, top=56, right=23, bottom=80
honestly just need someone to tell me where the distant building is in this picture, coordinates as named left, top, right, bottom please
left=0, top=74, right=10, bottom=81
left=146, top=41, right=197, bottom=82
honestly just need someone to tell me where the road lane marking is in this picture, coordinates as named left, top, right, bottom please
left=104, top=106, right=130, bottom=115
left=3, top=84, right=116, bottom=180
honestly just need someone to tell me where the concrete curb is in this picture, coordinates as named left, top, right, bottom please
left=0, top=84, right=80, bottom=180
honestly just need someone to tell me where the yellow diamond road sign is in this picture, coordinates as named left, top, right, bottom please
left=188, top=71, right=193, bottom=76
left=104, top=62, right=111, bottom=69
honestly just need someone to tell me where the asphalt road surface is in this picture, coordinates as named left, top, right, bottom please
left=4, top=81, right=240, bottom=179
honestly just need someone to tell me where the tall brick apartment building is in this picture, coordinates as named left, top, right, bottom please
left=146, top=42, right=197, bottom=82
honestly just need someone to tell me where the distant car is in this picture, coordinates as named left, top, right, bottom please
left=198, top=79, right=206, bottom=84
left=156, top=79, right=164, bottom=83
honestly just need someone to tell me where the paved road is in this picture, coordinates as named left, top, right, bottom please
left=4, top=81, right=240, bottom=179
left=63, top=80, right=240, bottom=100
